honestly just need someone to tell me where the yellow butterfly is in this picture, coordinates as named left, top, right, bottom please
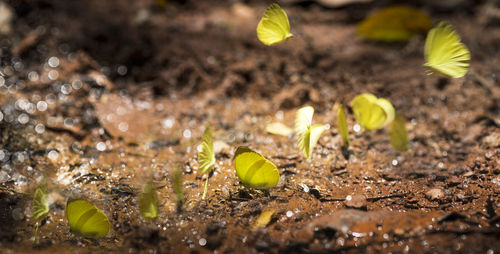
left=356, top=6, right=432, bottom=42
left=234, top=146, right=280, bottom=190
left=198, top=125, right=215, bottom=200
left=351, top=93, right=395, bottom=130
left=295, top=106, right=325, bottom=160
left=257, top=3, right=293, bottom=46
left=337, top=104, right=350, bottom=147
left=198, top=125, right=215, bottom=175
left=389, top=113, right=409, bottom=151
left=138, top=180, right=159, bottom=220
left=173, top=166, right=184, bottom=210
left=66, top=200, right=110, bottom=239
left=424, top=22, right=470, bottom=78
left=32, top=178, right=49, bottom=221
left=32, top=177, right=49, bottom=242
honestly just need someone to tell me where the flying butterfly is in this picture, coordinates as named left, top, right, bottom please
left=138, top=180, right=159, bottom=220
left=389, top=113, right=409, bottom=152
left=66, top=199, right=110, bottom=239
left=424, top=22, right=470, bottom=78
left=256, top=3, right=293, bottom=46
left=198, top=125, right=215, bottom=200
left=234, top=146, right=280, bottom=190
left=351, top=93, right=395, bottom=131
left=295, top=106, right=325, bottom=160
left=356, top=5, right=432, bottom=42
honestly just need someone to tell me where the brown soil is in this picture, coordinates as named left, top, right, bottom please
left=0, top=0, right=499, bottom=253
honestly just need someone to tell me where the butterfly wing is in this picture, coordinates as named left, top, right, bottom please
left=257, top=3, right=293, bottom=45
left=298, top=127, right=311, bottom=159
left=356, top=6, right=432, bottom=42
left=234, top=147, right=280, bottom=190
left=78, top=208, right=109, bottom=239
left=265, top=122, right=293, bottom=136
left=198, top=126, right=215, bottom=175
left=390, top=113, right=409, bottom=151
left=424, top=22, right=470, bottom=78
left=364, top=105, right=387, bottom=130
left=67, top=200, right=109, bottom=239
left=351, top=93, right=377, bottom=129
left=139, top=180, right=159, bottom=219
left=337, top=105, right=350, bottom=147
left=351, top=94, right=395, bottom=130
left=308, top=124, right=326, bottom=159
left=32, top=178, right=49, bottom=221
left=295, top=106, right=314, bottom=135
left=375, top=98, right=395, bottom=127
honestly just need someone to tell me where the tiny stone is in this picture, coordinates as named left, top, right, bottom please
left=344, top=194, right=367, bottom=209
left=394, top=228, right=405, bottom=235
left=198, top=238, right=207, bottom=246
left=425, top=188, right=444, bottom=201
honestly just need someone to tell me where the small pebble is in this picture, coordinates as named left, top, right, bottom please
left=344, top=194, right=367, bottom=209
left=425, top=188, right=444, bottom=201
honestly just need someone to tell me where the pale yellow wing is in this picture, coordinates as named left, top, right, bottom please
left=257, top=3, right=293, bottom=46
left=265, top=122, right=293, bottom=136
left=138, top=180, right=159, bottom=219
left=376, top=98, right=395, bottom=127
left=309, top=124, right=325, bottom=159
left=351, top=94, right=395, bottom=130
left=295, top=106, right=314, bottom=135
left=234, top=147, right=280, bottom=190
left=32, top=178, right=49, bottom=221
left=390, top=113, right=409, bottom=151
left=424, top=22, right=470, bottom=78
left=298, top=127, right=311, bottom=159
left=337, top=105, right=350, bottom=147
left=198, top=125, right=215, bottom=175
left=66, top=200, right=110, bottom=239
left=351, top=93, right=377, bottom=129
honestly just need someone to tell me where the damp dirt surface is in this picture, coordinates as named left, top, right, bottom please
left=0, top=0, right=499, bottom=253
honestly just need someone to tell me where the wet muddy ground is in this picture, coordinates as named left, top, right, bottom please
left=0, top=0, right=499, bottom=253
